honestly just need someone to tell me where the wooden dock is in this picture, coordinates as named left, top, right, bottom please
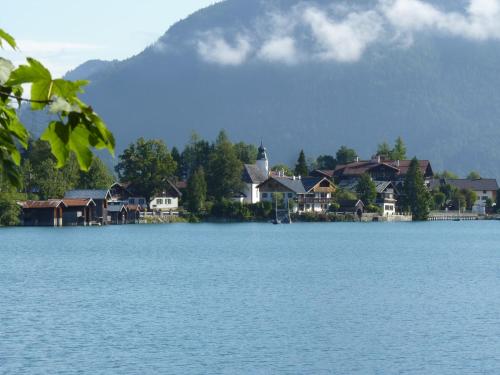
left=428, top=211, right=480, bottom=221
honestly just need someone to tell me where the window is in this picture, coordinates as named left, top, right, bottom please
left=167, top=199, right=172, bottom=204
left=139, top=199, right=145, bottom=205
left=128, top=198, right=135, bottom=204
left=262, top=193, right=268, bottom=198
left=158, top=199, right=163, bottom=205
left=288, top=193, right=293, bottom=198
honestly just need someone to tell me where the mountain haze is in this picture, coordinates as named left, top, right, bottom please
left=67, top=0, right=500, bottom=177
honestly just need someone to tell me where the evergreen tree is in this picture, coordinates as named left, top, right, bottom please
left=78, top=158, right=114, bottom=189
left=402, top=158, right=431, bottom=220
left=186, top=167, right=207, bottom=214
left=115, top=138, right=177, bottom=201
left=171, top=146, right=182, bottom=178
left=294, top=150, right=308, bottom=176
left=206, top=131, right=243, bottom=200
left=233, top=142, right=258, bottom=164
left=336, top=146, right=358, bottom=165
left=181, top=133, right=211, bottom=178
left=377, top=142, right=392, bottom=159
left=391, top=137, right=407, bottom=160
left=316, top=155, right=336, bottom=170
left=356, top=173, right=377, bottom=205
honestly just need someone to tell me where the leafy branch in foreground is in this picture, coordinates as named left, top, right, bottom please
left=0, top=28, right=114, bottom=188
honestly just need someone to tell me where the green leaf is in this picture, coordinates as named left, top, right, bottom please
left=0, top=57, right=15, bottom=84
left=52, top=79, right=88, bottom=101
left=7, top=58, right=52, bottom=110
left=40, top=121, right=69, bottom=168
left=0, top=29, right=17, bottom=49
left=7, top=57, right=51, bottom=85
left=68, top=124, right=93, bottom=171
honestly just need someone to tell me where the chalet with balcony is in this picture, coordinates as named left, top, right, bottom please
left=257, top=176, right=336, bottom=213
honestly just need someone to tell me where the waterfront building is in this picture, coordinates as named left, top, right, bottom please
left=65, top=190, right=112, bottom=224
left=258, top=176, right=336, bottom=213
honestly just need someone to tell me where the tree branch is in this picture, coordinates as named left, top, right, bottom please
left=0, top=90, right=52, bottom=104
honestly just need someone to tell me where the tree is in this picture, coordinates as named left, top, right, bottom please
left=461, top=188, right=477, bottom=210
left=376, top=142, right=392, bottom=159
left=391, top=137, right=407, bottom=160
left=78, top=157, right=114, bottom=189
left=171, top=146, right=182, bottom=178
left=316, top=155, right=336, bottom=170
left=434, top=170, right=459, bottom=179
left=186, top=167, right=207, bottom=214
left=467, top=171, right=481, bottom=180
left=0, top=29, right=114, bottom=188
left=181, top=133, right=211, bottom=178
left=336, top=146, right=358, bottom=165
left=234, top=142, right=258, bottom=164
left=271, top=164, right=293, bottom=176
left=432, top=191, right=446, bottom=210
left=294, top=150, right=308, bottom=176
left=0, top=177, right=21, bottom=225
left=402, top=158, right=431, bottom=220
left=115, top=138, right=177, bottom=201
left=356, top=173, right=377, bottom=205
left=36, top=158, right=79, bottom=199
left=206, top=131, right=243, bottom=200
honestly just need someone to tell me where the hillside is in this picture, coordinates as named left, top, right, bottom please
left=61, top=0, right=500, bottom=177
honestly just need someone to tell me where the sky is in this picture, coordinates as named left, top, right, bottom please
left=1, top=0, right=218, bottom=77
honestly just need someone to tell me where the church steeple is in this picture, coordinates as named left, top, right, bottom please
left=256, top=141, right=269, bottom=176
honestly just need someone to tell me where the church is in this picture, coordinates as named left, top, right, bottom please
left=240, top=142, right=270, bottom=204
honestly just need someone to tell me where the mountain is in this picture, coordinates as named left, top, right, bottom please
left=65, top=0, right=500, bottom=177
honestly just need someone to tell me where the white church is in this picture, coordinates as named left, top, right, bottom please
left=239, top=142, right=270, bottom=204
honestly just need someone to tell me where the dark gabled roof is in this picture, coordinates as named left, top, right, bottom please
left=107, top=204, right=127, bottom=213
left=373, top=180, right=397, bottom=194
left=243, top=164, right=268, bottom=184
left=301, top=177, right=325, bottom=192
left=65, top=189, right=111, bottom=200
left=258, top=177, right=307, bottom=194
left=337, top=199, right=364, bottom=209
left=434, top=178, right=499, bottom=191
left=153, top=179, right=182, bottom=198
left=311, top=169, right=335, bottom=178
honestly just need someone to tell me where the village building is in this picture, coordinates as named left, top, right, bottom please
left=107, top=202, right=128, bottom=225
left=258, top=176, right=336, bottom=213
left=149, top=180, right=182, bottom=212
left=18, top=198, right=96, bottom=226
left=239, top=142, right=270, bottom=204
left=332, top=157, right=434, bottom=185
left=65, top=189, right=112, bottom=224
left=337, top=199, right=365, bottom=219
left=109, top=182, right=148, bottom=210
left=338, top=179, right=399, bottom=215
left=430, top=178, right=499, bottom=213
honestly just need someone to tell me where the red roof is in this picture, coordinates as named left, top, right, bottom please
left=62, top=198, right=95, bottom=207
left=19, top=200, right=65, bottom=209
left=335, top=159, right=433, bottom=178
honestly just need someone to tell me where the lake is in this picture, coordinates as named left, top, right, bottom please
left=1, top=222, right=500, bottom=374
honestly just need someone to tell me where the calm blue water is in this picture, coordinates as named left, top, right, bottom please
left=1, top=222, right=500, bottom=374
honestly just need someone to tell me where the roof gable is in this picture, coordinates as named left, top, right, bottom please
left=65, top=189, right=111, bottom=200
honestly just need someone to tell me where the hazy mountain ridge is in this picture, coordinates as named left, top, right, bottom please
left=68, top=0, right=500, bottom=177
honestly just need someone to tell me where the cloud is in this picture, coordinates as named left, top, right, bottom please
left=195, top=0, right=500, bottom=66
left=258, top=37, right=297, bottom=64
left=197, top=32, right=252, bottom=65
left=17, top=40, right=102, bottom=54
left=303, top=7, right=383, bottom=62
left=383, top=0, right=500, bottom=41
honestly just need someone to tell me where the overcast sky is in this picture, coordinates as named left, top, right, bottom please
left=1, top=0, right=217, bottom=76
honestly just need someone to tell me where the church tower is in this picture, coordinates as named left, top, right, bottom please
left=256, top=141, right=269, bottom=176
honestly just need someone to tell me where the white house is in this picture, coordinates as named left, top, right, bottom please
left=149, top=180, right=182, bottom=212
